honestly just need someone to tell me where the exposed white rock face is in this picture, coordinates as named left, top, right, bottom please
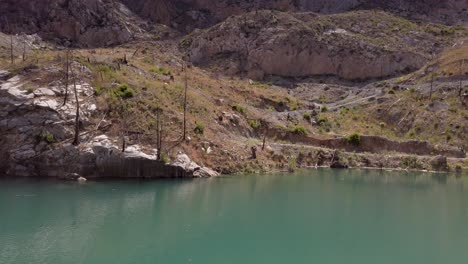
left=1, top=69, right=219, bottom=179
left=33, top=88, right=56, bottom=97
left=172, top=153, right=220, bottom=177
left=0, top=70, right=10, bottom=80
left=1, top=76, right=34, bottom=100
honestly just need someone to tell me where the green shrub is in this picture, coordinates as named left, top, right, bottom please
left=340, top=108, right=350, bottom=115
left=347, top=133, right=361, bottom=146
left=94, top=86, right=103, bottom=96
left=150, top=67, right=172, bottom=76
left=401, top=156, right=423, bottom=169
left=160, top=152, right=170, bottom=164
left=194, top=122, right=204, bottom=135
left=25, top=86, right=35, bottom=94
left=112, top=84, right=134, bottom=99
left=388, top=89, right=395, bottom=94
left=249, top=120, right=261, bottom=129
left=291, top=126, right=308, bottom=135
left=321, top=106, right=328, bottom=112
left=316, top=116, right=329, bottom=126
left=303, top=112, right=312, bottom=121
left=38, top=131, right=55, bottom=144
left=232, top=104, right=247, bottom=115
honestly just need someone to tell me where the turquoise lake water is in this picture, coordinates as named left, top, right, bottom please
left=1, top=170, right=468, bottom=264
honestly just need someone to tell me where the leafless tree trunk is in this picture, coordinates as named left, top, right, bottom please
left=22, top=38, right=26, bottom=62
left=121, top=133, right=126, bottom=152
left=429, top=73, right=434, bottom=101
left=72, top=69, right=80, bottom=146
left=262, top=133, right=267, bottom=151
left=155, top=108, right=163, bottom=161
left=63, top=50, right=71, bottom=106
left=251, top=146, right=257, bottom=159
left=121, top=104, right=127, bottom=152
left=459, top=60, right=464, bottom=99
left=10, top=34, right=14, bottom=64
left=182, top=62, right=188, bottom=141
left=4, top=17, right=15, bottom=64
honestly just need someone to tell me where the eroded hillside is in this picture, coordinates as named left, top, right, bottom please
left=184, top=10, right=466, bottom=80
left=0, top=1, right=467, bottom=177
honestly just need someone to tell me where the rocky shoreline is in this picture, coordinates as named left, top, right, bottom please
left=1, top=68, right=466, bottom=180
left=0, top=70, right=219, bottom=179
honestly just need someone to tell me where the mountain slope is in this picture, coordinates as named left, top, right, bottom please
left=184, top=10, right=467, bottom=80
left=0, top=0, right=145, bottom=47
left=120, top=0, right=467, bottom=32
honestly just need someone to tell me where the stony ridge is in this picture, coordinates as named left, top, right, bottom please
left=184, top=10, right=466, bottom=80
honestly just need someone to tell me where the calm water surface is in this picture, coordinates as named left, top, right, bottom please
left=1, top=169, right=468, bottom=264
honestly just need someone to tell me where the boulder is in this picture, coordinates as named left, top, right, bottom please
left=33, top=88, right=56, bottom=97
left=172, top=153, right=219, bottom=177
left=193, top=167, right=220, bottom=178
left=172, top=153, right=200, bottom=172
left=430, top=155, right=448, bottom=171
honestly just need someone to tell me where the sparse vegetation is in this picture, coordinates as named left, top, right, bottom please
left=150, top=66, right=172, bottom=76
left=38, top=131, right=55, bottom=144
left=194, top=122, right=204, bottom=135
left=346, top=133, right=361, bottom=146
left=111, top=84, right=134, bottom=99
left=232, top=104, right=247, bottom=115
left=249, top=120, right=261, bottom=129
left=290, top=126, right=308, bottom=135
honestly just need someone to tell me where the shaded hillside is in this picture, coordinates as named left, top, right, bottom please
left=121, top=0, right=467, bottom=32
left=1, top=0, right=466, bottom=46
left=0, top=0, right=147, bottom=47
left=184, top=10, right=467, bottom=80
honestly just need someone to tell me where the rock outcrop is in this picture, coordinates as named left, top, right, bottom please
left=185, top=10, right=464, bottom=80
left=121, top=0, right=467, bottom=32
left=430, top=155, right=448, bottom=171
left=1, top=0, right=465, bottom=46
left=0, top=71, right=218, bottom=178
left=172, top=153, right=220, bottom=178
left=0, top=0, right=140, bottom=47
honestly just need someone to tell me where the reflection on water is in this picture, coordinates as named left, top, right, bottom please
left=1, top=170, right=467, bottom=264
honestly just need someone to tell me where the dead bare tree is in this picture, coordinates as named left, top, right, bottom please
left=155, top=107, right=164, bottom=161
left=430, top=72, right=434, bottom=101
left=260, top=119, right=269, bottom=151
left=63, top=49, right=71, bottom=106
left=458, top=59, right=464, bottom=100
left=71, top=68, right=80, bottom=146
left=4, top=18, right=14, bottom=65
left=22, top=36, right=26, bottom=62
left=182, top=60, right=189, bottom=141
left=120, top=101, right=128, bottom=152
left=10, top=34, right=14, bottom=64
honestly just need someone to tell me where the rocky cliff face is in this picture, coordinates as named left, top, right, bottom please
left=0, top=69, right=219, bottom=178
left=0, top=0, right=140, bottom=47
left=184, top=10, right=466, bottom=80
left=120, top=0, right=467, bottom=32
left=1, top=0, right=465, bottom=46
